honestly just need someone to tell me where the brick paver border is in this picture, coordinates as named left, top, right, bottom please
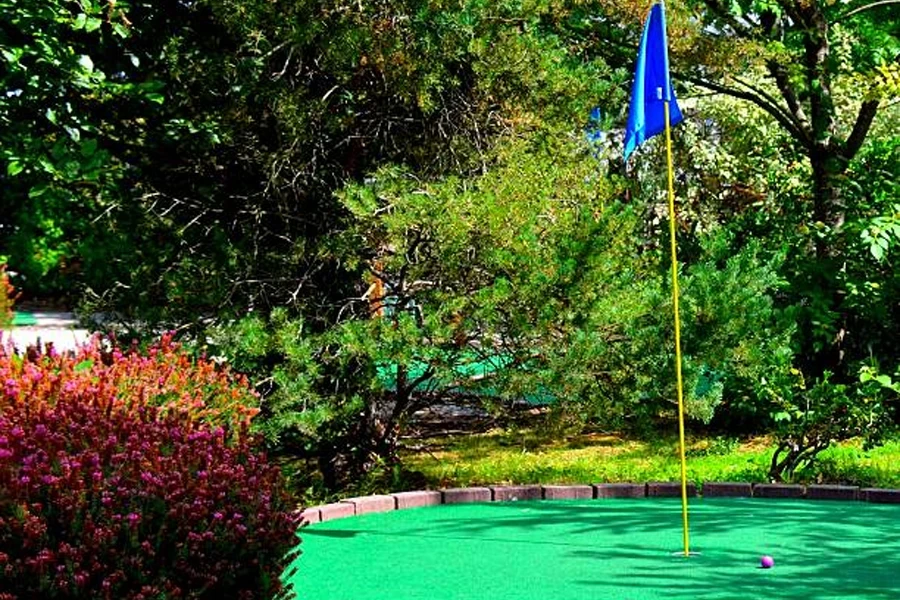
left=300, top=482, right=900, bottom=525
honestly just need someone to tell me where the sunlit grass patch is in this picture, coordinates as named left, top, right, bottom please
left=402, top=429, right=900, bottom=489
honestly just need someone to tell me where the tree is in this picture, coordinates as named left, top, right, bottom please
left=682, top=0, right=896, bottom=234
left=0, top=0, right=257, bottom=311
left=5, top=0, right=894, bottom=488
left=600, top=0, right=896, bottom=360
left=579, top=0, right=898, bottom=236
left=207, top=128, right=798, bottom=488
left=210, top=131, right=630, bottom=488
left=677, top=0, right=899, bottom=384
left=570, top=0, right=899, bottom=478
left=30, top=0, right=620, bottom=326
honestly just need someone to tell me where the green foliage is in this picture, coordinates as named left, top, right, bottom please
left=859, top=207, right=900, bottom=262
left=209, top=310, right=327, bottom=451
left=587, top=233, right=796, bottom=430
left=4, top=0, right=898, bottom=494
left=616, top=13, right=898, bottom=468
left=836, top=138, right=900, bottom=362
left=337, top=133, right=637, bottom=424
left=0, top=0, right=161, bottom=296
left=403, top=429, right=773, bottom=488
left=27, top=0, right=620, bottom=327
left=665, top=102, right=899, bottom=479
left=206, top=132, right=628, bottom=486
left=765, top=364, right=899, bottom=481
left=812, top=439, right=900, bottom=489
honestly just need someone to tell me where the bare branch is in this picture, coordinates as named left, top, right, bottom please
left=406, top=367, right=436, bottom=397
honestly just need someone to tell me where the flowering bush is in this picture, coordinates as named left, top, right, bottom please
left=0, top=333, right=259, bottom=433
left=0, top=338, right=302, bottom=598
left=0, top=265, right=13, bottom=329
left=0, top=395, right=301, bottom=599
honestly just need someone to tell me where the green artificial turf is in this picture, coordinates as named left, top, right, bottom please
left=284, top=498, right=900, bottom=599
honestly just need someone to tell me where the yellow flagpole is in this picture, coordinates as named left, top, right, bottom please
left=664, top=99, right=690, bottom=557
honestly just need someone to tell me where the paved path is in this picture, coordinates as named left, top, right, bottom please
left=2, top=311, right=92, bottom=353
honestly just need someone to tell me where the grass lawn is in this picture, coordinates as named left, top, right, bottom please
left=401, top=427, right=900, bottom=489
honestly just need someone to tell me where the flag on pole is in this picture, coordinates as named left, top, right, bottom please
left=623, top=1, right=693, bottom=557
left=623, top=2, right=682, bottom=161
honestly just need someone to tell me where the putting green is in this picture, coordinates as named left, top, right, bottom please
left=284, top=498, right=900, bottom=599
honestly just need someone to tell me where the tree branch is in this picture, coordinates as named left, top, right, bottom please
left=770, top=441, right=789, bottom=481
left=734, top=75, right=810, bottom=137
left=843, top=99, right=880, bottom=161
left=803, top=9, right=835, bottom=149
left=681, top=74, right=809, bottom=147
left=835, top=0, right=900, bottom=22
left=775, top=0, right=808, bottom=27
left=766, top=60, right=812, bottom=137
left=699, top=0, right=757, bottom=38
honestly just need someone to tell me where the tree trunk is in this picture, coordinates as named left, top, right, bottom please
left=810, top=152, right=849, bottom=258
left=317, top=442, right=343, bottom=490
left=803, top=151, right=852, bottom=376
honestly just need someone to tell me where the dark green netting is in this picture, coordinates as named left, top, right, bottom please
left=11, top=311, right=38, bottom=326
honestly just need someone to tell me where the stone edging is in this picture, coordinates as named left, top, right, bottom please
left=300, top=482, right=900, bottom=525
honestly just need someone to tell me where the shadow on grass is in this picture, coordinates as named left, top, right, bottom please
left=292, top=498, right=900, bottom=599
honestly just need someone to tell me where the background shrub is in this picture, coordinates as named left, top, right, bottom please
left=0, top=265, right=13, bottom=329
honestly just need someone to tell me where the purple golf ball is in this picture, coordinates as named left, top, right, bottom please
left=760, top=555, right=775, bottom=569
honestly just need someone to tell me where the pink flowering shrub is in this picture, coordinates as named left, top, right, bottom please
left=0, top=338, right=302, bottom=599
left=0, top=395, right=301, bottom=599
left=0, top=333, right=259, bottom=432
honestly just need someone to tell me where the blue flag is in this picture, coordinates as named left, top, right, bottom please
left=623, top=2, right=683, bottom=161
